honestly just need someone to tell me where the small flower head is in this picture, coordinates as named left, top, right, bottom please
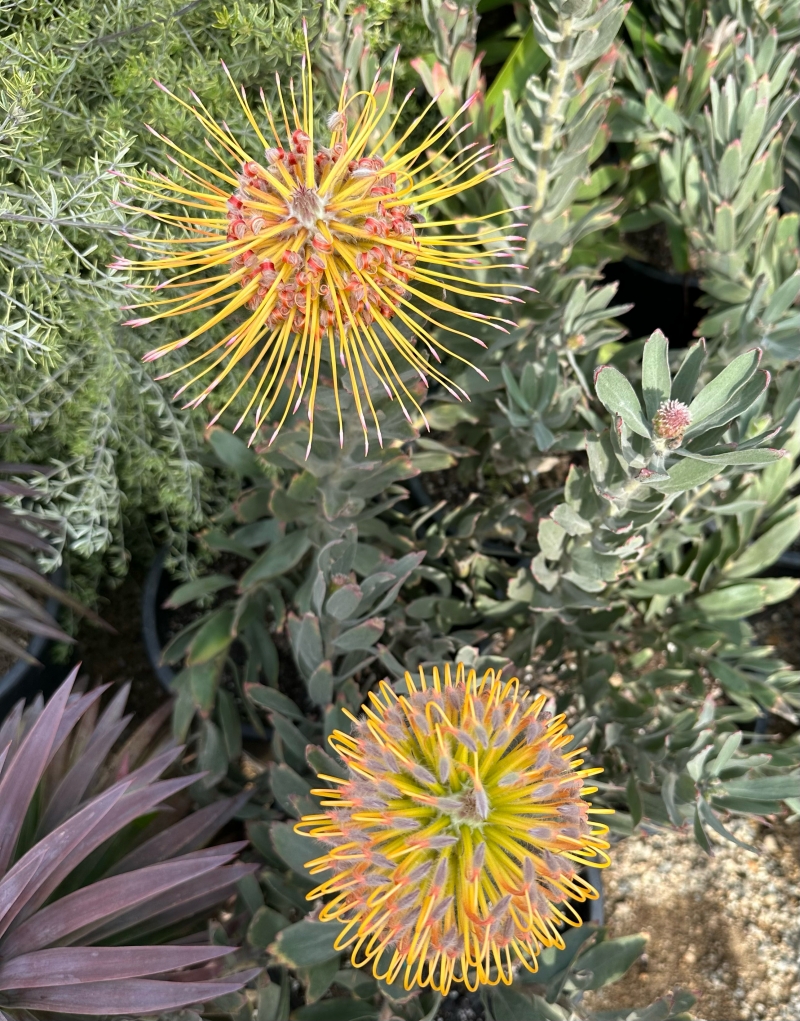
left=653, top=399, right=691, bottom=441
left=295, top=664, right=610, bottom=994
left=117, top=28, right=523, bottom=454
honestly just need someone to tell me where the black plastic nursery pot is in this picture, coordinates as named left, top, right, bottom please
left=603, top=258, right=704, bottom=349
left=142, top=548, right=267, bottom=742
left=0, top=568, right=73, bottom=721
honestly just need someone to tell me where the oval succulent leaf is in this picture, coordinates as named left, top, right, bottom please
left=594, top=365, right=651, bottom=437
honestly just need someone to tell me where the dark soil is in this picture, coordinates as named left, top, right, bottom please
left=751, top=589, right=800, bottom=671
left=0, top=625, right=25, bottom=676
left=622, top=222, right=678, bottom=274
left=76, top=565, right=168, bottom=722
left=433, top=987, right=485, bottom=1021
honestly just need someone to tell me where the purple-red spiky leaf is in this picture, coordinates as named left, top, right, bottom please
left=39, top=710, right=131, bottom=834
left=0, top=944, right=234, bottom=989
left=85, top=862, right=259, bottom=944
left=3, top=970, right=259, bottom=1014
left=10, top=775, right=197, bottom=930
left=0, top=782, right=130, bottom=940
left=0, top=671, right=76, bottom=874
left=3, top=854, right=240, bottom=958
left=108, top=791, right=251, bottom=876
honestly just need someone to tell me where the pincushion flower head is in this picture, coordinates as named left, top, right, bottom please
left=114, top=25, right=526, bottom=454
left=295, top=664, right=611, bottom=994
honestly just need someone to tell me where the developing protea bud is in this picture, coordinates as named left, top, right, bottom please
left=652, top=399, right=691, bottom=441
left=295, top=663, right=611, bottom=994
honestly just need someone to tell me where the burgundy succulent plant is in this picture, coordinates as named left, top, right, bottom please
left=0, top=428, right=73, bottom=665
left=0, top=668, right=259, bottom=1016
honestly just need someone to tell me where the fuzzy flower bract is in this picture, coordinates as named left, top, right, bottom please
left=653, top=398, right=692, bottom=441
left=115, top=26, right=525, bottom=454
left=295, top=663, right=611, bottom=994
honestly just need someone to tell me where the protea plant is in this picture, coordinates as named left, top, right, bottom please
left=296, top=663, right=611, bottom=994
left=115, top=23, right=525, bottom=453
left=0, top=667, right=259, bottom=1016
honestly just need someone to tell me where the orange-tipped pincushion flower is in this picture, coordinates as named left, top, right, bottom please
left=113, top=25, right=526, bottom=453
left=295, top=663, right=611, bottom=994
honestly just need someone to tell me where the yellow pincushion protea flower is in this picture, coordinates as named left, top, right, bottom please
left=114, top=24, right=527, bottom=453
left=295, top=663, right=611, bottom=994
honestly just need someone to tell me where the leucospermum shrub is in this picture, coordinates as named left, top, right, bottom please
left=295, top=663, right=610, bottom=994
left=117, top=24, right=524, bottom=452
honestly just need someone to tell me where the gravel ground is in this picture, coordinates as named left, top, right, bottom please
left=584, top=820, right=800, bottom=1020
